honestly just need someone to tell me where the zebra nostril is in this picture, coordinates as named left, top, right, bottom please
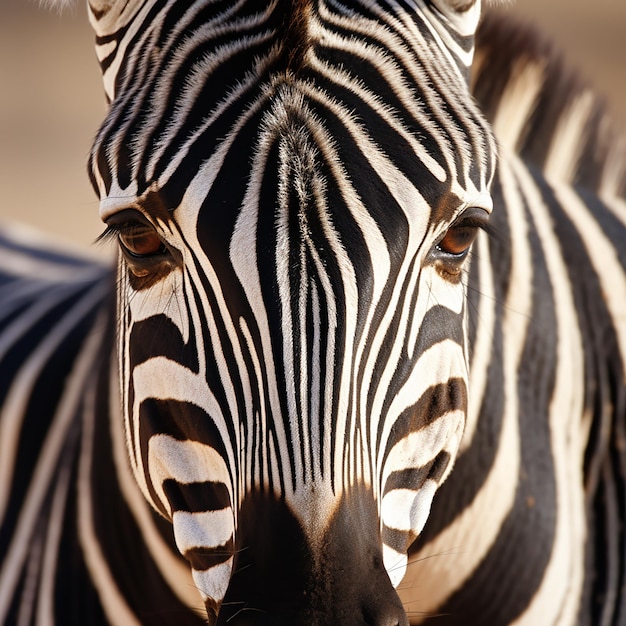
left=365, top=609, right=409, bottom=626
left=362, top=591, right=409, bottom=626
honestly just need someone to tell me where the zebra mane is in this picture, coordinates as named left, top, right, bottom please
left=473, top=10, right=626, bottom=199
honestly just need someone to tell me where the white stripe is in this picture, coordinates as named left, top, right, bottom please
left=36, top=461, right=73, bottom=625
left=382, top=408, right=464, bottom=490
left=491, top=60, right=545, bottom=152
left=424, top=1, right=479, bottom=67
left=191, top=560, right=233, bottom=604
left=551, top=182, right=626, bottom=382
left=382, top=544, right=408, bottom=589
left=378, top=339, right=466, bottom=479
left=239, top=318, right=270, bottom=489
left=124, top=266, right=189, bottom=343
left=147, top=434, right=232, bottom=518
left=95, top=0, right=165, bottom=100
left=543, top=91, right=594, bottom=184
left=16, top=531, right=43, bottom=626
left=95, top=40, right=116, bottom=62
left=508, top=157, right=586, bottom=626
left=382, top=480, right=437, bottom=535
left=313, top=3, right=465, bottom=183
left=374, top=270, right=468, bottom=491
left=429, top=0, right=482, bottom=38
left=598, top=127, right=626, bottom=201
left=173, top=510, right=234, bottom=554
left=0, top=246, right=103, bottom=283
left=146, top=31, right=275, bottom=183
left=226, top=109, right=297, bottom=492
left=0, top=282, right=78, bottom=364
left=463, top=232, right=496, bottom=451
left=131, top=358, right=235, bottom=510
left=307, top=34, right=448, bottom=182
left=0, top=221, right=107, bottom=269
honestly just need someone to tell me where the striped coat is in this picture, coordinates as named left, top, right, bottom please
left=1, top=4, right=625, bottom=625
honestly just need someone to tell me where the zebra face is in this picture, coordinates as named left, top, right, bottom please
left=90, top=0, right=495, bottom=622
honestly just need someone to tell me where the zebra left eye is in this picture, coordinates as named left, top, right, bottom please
left=437, top=208, right=490, bottom=257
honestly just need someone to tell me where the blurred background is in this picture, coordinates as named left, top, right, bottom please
left=1, top=0, right=625, bottom=257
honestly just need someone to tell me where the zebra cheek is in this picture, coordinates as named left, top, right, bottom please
left=378, top=405, right=464, bottom=587
left=171, top=509, right=235, bottom=609
left=380, top=480, right=439, bottom=587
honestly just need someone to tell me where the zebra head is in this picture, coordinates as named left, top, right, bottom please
left=89, top=0, right=495, bottom=623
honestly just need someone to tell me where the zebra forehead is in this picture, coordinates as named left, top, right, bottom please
left=89, top=1, right=496, bottom=213
left=98, top=88, right=489, bottom=231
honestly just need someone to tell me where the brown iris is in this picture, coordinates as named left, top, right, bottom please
left=118, top=225, right=164, bottom=257
left=438, top=223, right=480, bottom=255
left=437, top=208, right=489, bottom=257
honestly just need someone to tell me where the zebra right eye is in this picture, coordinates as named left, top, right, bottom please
left=100, top=210, right=166, bottom=260
left=118, top=225, right=165, bottom=258
left=98, top=210, right=178, bottom=287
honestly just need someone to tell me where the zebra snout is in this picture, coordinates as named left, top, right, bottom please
left=221, top=606, right=408, bottom=626
left=216, top=573, right=408, bottom=626
left=212, top=490, right=409, bottom=626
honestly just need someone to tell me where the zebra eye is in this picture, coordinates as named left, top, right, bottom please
left=438, top=224, right=479, bottom=256
left=99, top=210, right=166, bottom=259
left=98, top=210, right=178, bottom=288
left=118, top=225, right=165, bottom=258
left=437, top=208, right=489, bottom=257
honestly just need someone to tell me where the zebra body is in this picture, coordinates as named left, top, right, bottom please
left=1, top=1, right=626, bottom=624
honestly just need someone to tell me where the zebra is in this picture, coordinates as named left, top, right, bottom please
left=1, top=1, right=625, bottom=625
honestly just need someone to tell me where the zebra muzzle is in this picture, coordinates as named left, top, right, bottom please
left=209, top=490, right=409, bottom=626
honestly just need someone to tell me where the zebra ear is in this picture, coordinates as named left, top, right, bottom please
left=87, top=0, right=143, bottom=36
left=87, top=0, right=146, bottom=99
left=428, top=0, right=482, bottom=37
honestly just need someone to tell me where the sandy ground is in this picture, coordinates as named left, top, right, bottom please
left=1, top=0, right=625, bottom=255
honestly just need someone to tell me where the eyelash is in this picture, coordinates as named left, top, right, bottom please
left=97, top=214, right=167, bottom=259
left=95, top=223, right=124, bottom=245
